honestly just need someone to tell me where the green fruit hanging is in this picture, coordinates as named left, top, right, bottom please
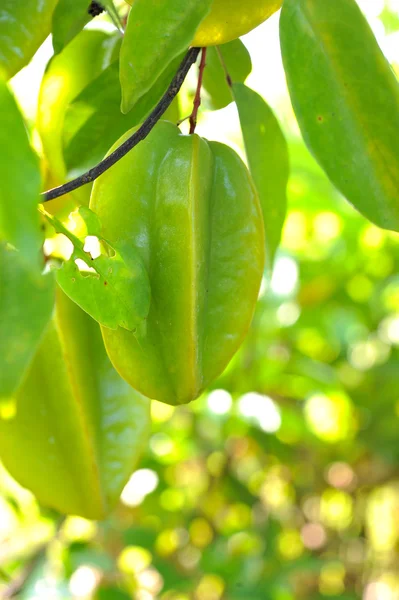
left=0, top=289, right=150, bottom=520
left=91, top=121, right=265, bottom=406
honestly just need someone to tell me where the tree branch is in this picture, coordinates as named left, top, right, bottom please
left=42, top=47, right=201, bottom=203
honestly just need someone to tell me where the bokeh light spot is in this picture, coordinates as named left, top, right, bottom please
left=238, top=392, right=281, bottom=433
left=121, top=469, right=159, bottom=507
left=207, top=389, right=233, bottom=415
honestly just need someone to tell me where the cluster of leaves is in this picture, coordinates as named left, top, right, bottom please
left=0, top=0, right=290, bottom=402
left=1, top=0, right=399, bottom=598
left=3, top=121, right=399, bottom=599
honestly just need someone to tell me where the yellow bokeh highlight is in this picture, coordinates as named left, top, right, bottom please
left=305, top=391, right=355, bottom=442
left=160, top=488, right=185, bottom=512
left=62, top=516, right=97, bottom=542
left=313, top=211, right=342, bottom=242
left=206, top=452, right=227, bottom=477
left=228, top=531, right=262, bottom=557
left=296, top=328, right=334, bottom=361
left=195, top=574, right=225, bottom=600
left=156, top=529, right=181, bottom=557
left=261, top=470, right=295, bottom=512
left=321, top=489, right=353, bottom=531
left=319, top=562, right=346, bottom=596
left=0, top=399, right=16, bottom=421
left=282, top=210, right=308, bottom=251
left=382, top=281, right=399, bottom=312
left=151, top=400, right=175, bottom=423
left=277, top=529, right=304, bottom=560
left=346, top=274, right=373, bottom=303
left=360, top=224, right=386, bottom=249
left=218, top=503, right=252, bottom=534
left=366, top=486, right=399, bottom=553
left=190, top=518, right=214, bottom=549
left=118, top=546, right=152, bottom=574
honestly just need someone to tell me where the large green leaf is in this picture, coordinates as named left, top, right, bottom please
left=0, top=78, right=42, bottom=268
left=0, top=0, right=58, bottom=78
left=280, top=0, right=399, bottom=231
left=63, top=53, right=184, bottom=177
left=202, top=39, right=252, bottom=111
left=234, top=83, right=289, bottom=270
left=0, top=244, right=55, bottom=401
left=52, top=0, right=91, bottom=54
left=120, top=0, right=212, bottom=113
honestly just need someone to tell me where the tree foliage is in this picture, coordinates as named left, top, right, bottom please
left=1, top=1, right=399, bottom=598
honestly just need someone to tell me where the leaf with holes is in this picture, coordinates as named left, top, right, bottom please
left=44, top=208, right=151, bottom=333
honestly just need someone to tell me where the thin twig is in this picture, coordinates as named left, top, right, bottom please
left=42, top=47, right=201, bottom=203
left=189, top=47, right=207, bottom=135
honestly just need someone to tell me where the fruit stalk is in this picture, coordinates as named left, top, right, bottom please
left=189, top=47, right=207, bottom=134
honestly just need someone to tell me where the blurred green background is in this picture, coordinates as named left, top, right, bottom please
left=2, top=1, right=399, bottom=599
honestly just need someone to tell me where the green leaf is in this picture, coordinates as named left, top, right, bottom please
left=44, top=208, right=151, bottom=333
left=0, top=0, right=58, bottom=78
left=0, top=78, right=42, bottom=269
left=63, top=53, right=184, bottom=177
left=101, top=0, right=124, bottom=32
left=120, top=0, right=212, bottom=113
left=38, top=29, right=121, bottom=207
left=0, top=244, right=55, bottom=401
left=280, top=0, right=399, bottom=231
left=233, top=83, right=289, bottom=270
left=52, top=0, right=91, bottom=54
left=203, top=40, right=252, bottom=111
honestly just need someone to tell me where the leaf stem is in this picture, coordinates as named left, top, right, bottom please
left=216, top=46, right=232, bottom=88
left=42, top=47, right=201, bottom=203
left=189, top=47, right=207, bottom=135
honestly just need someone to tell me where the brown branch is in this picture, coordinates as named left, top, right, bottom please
left=189, top=47, right=207, bottom=135
left=42, top=47, right=201, bottom=203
